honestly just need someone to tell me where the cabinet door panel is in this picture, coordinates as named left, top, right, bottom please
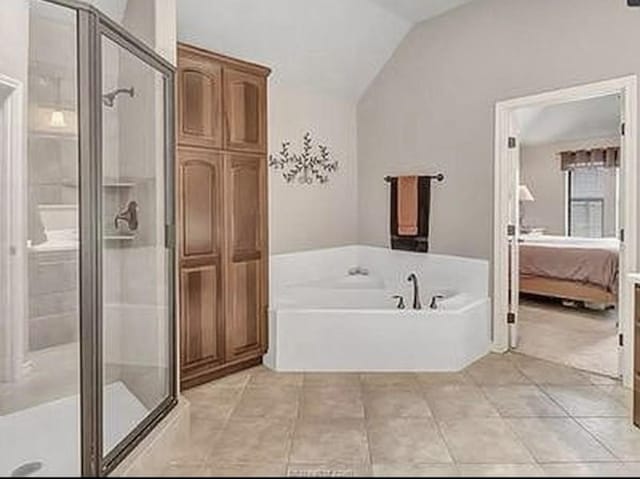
left=178, top=149, right=222, bottom=262
left=178, top=48, right=222, bottom=148
left=181, top=265, right=224, bottom=369
left=223, top=68, right=266, bottom=153
left=227, top=260, right=262, bottom=356
left=231, top=159, right=260, bottom=258
left=225, top=153, right=267, bottom=360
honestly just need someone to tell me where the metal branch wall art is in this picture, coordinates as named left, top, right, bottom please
left=269, top=132, right=339, bottom=184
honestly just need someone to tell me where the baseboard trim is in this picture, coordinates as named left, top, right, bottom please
left=180, top=355, right=262, bottom=390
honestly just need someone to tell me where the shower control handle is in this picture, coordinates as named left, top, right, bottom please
left=114, top=200, right=139, bottom=231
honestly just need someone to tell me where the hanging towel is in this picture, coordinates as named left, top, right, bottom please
left=389, top=176, right=433, bottom=253
left=397, top=176, right=418, bottom=236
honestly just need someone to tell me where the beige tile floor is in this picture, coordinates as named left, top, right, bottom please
left=517, top=297, right=618, bottom=377
left=160, top=353, right=640, bottom=477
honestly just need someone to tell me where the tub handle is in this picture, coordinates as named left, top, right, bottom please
left=392, top=295, right=406, bottom=309
left=429, top=295, right=445, bottom=310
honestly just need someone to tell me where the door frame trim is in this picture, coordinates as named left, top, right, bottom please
left=492, top=75, right=638, bottom=387
left=0, top=73, right=26, bottom=383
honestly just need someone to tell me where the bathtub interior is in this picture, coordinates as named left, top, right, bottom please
left=270, top=245, right=489, bottom=311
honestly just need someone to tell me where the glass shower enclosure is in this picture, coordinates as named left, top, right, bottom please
left=0, top=0, right=176, bottom=476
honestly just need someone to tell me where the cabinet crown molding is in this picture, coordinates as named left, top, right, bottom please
left=178, top=42, right=271, bottom=77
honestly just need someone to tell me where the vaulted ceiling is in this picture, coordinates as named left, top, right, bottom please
left=177, top=0, right=472, bottom=100
left=369, top=0, right=473, bottom=23
left=516, top=95, right=621, bottom=146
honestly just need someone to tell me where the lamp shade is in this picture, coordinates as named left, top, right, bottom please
left=519, top=184, right=535, bottom=202
left=49, top=110, right=67, bottom=128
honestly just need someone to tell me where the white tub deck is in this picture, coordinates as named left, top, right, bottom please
left=265, top=246, right=491, bottom=372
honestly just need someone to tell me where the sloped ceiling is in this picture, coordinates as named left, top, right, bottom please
left=369, top=0, right=473, bottom=22
left=516, top=94, right=621, bottom=146
left=177, top=0, right=471, bottom=100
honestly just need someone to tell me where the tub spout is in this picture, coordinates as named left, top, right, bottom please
left=407, top=273, right=422, bottom=310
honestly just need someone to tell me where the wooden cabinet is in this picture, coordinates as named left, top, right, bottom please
left=177, top=43, right=270, bottom=389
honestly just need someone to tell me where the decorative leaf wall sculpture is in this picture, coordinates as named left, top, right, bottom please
left=268, top=132, right=338, bottom=184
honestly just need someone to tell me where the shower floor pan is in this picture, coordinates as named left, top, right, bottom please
left=0, top=382, right=148, bottom=476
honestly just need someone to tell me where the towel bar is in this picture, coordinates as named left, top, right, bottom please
left=384, top=174, right=444, bottom=183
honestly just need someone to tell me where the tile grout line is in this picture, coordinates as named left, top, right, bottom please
left=468, top=370, right=542, bottom=468
left=201, top=370, right=252, bottom=472
left=511, top=357, right=627, bottom=464
left=417, top=375, right=463, bottom=470
left=283, top=378, right=305, bottom=474
left=359, top=375, right=377, bottom=475
left=471, top=355, right=612, bottom=468
left=566, top=414, right=625, bottom=462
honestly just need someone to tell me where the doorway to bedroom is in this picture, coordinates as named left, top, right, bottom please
left=493, top=77, right=638, bottom=384
left=515, top=94, right=621, bottom=377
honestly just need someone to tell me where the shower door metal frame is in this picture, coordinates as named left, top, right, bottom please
left=46, top=1, right=177, bottom=476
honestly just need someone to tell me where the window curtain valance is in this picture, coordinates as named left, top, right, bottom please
left=559, top=146, right=620, bottom=171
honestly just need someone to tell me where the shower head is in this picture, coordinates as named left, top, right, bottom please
left=102, top=87, right=135, bottom=107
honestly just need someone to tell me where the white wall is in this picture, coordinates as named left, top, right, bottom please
left=0, top=0, right=29, bottom=86
left=154, top=0, right=177, bottom=66
left=269, top=82, right=358, bottom=254
left=357, top=0, right=640, bottom=260
left=520, top=136, right=620, bottom=236
left=86, top=0, right=176, bottom=65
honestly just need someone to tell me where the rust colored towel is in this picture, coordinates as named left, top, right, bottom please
left=397, top=176, right=418, bottom=236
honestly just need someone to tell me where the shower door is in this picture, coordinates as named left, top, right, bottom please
left=74, top=4, right=176, bottom=476
left=97, top=22, right=176, bottom=472
left=90, top=14, right=176, bottom=476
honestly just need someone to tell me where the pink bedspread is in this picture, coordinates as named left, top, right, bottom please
left=519, top=239, right=619, bottom=293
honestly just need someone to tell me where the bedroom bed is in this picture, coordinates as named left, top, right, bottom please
left=518, top=234, right=619, bottom=306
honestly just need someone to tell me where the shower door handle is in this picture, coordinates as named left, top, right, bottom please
left=165, top=224, right=176, bottom=249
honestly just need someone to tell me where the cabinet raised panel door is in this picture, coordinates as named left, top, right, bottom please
left=177, top=52, right=223, bottom=149
left=223, top=68, right=267, bottom=153
left=225, top=153, right=267, bottom=360
left=178, top=148, right=225, bottom=374
left=178, top=149, right=223, bottom=262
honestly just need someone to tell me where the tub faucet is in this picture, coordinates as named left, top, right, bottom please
left=407, top=273, right=422, bottom=310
